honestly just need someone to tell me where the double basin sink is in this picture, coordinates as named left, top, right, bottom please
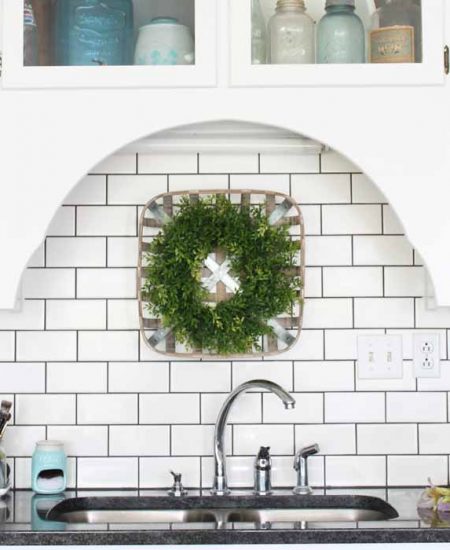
left=46, top=494, right=399, bottom=526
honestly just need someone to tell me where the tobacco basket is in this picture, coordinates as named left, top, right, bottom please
left=138, top=189, right=305, bottom=359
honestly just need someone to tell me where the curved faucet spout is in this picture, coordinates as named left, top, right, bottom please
left=211, top=379, right=296, bottom=495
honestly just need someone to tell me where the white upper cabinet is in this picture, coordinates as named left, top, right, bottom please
left=2, top=0, right=217, bottom=88
left=230, top=0, right=445, bottom=87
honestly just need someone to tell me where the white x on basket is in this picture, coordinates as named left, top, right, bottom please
left=203, top=256, right=240, bottom=294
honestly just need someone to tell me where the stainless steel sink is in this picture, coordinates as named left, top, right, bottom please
left=46, top=495, right=398, bottom=525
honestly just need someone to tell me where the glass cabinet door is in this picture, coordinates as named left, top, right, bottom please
left=231, top=0, right=445, bottom=87
left=3, top=0, right=217, bottom=88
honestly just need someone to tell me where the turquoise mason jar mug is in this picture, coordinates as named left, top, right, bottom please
left=32, top=441, right=67, bottom=495
left=54, top=0, right=134, bottom=66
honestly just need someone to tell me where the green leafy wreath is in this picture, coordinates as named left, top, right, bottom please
left=143, top=195, right=301, bottom=355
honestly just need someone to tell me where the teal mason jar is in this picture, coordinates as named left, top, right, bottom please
left=317, top=0, right=365, bottom=64
left=54, top=0, right=134, bottom=66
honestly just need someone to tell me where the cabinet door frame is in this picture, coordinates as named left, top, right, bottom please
left=2, top=0, right=217, bottom=89
left=230, top=0, right=445, bottom=87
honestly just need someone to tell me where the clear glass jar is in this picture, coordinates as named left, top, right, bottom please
left=317, top=0, right=365, bottom=64
left=252, top=0, right=267, bottom=64
left=268, top=0, right=315, bottom=65
left=370, top=0, right=422, bottom=63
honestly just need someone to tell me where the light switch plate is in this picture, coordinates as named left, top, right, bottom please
left=357, top=335, right=403, bottom=380
left=413, top=333, right=440, bottom=379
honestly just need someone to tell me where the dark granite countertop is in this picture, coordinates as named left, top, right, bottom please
left=0, top=487, right=449, bottom=546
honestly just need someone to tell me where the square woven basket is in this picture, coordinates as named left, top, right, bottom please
left=138, top=189, right=305, bottom=359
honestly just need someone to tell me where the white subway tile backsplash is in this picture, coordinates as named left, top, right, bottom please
left=3, top=427, right=46, bottom=456
left=387, top=393, right=447, bottom=423
left=16, top=395, right=75, bottom=425
left=260, top=153, right=319, bottom=174
left=171, top=425, right=231, bottom=456
left=323, top=267, right=383, bottom=297
left=77, top=206, right=137, bottom=236
left=64, top=175, right=107, bottom=205
left=384, top=267, right=425, bottom=297
left=108, top=175, right=167, bottom=205
left=139, top=153, right=197, bottom=174
left=281, top=330, right=324, bottom=360
left=304, top=267, right=322, bottom=297
left=0, top=300, right=44, bottom=330
left=325, top=329, right=384, bottom=360
left=140, top=394, right=199, bottom=424
left=357, top=424, right=417, bottom=455
left=321, top=152, right=360, bottom=173
left=418, top=362, right=450, bottom=391
left=322, top=205, right=382, bottom=235
left=301, top=206, right=322, bottom=236
left=17, top=331, right=77, bottom=362
left=171, top=362, right=231, bottom=393
left=77, top=269, right=136, bottom=299
left=22, top=269, right=75, bottom=299
left=230, top=174, right=289, bottom=195
left=419, top=424, right=450, bottom=454
left=383, top=205, right=404, bottom=235
left=295, top=424, right=356, bottom=455
left=354, top=298, right=414, bottom=328
left=303, top=298, right=353, bottom=329
left=232, top=361, right=293, bottom=390
left=201, top=393, right=261, bottom=424
left=233, top=425, right=294, bottom=456
left=109, top=363, right=169, bottom=393
left=169, top=174, right=228, bottom=191
left=107, top=237, right=139, bottom=267
left=0, top=332, right=14, bottom=361
left=325, top=393, right=385, bottom=423
left=199, top=153, right=258, bottom=174
left=263, top=392, right=323, bottom=424
left=46, top=300, right=106, bottom=330
left=140, top=457, right=200, bottom=488
left=294, top=361, right=354, bottom=392
left=47, top=207, right=75, bottom=236
left=305, top=237, right=352, bottom=266
left=107, top=300, right=139, bottom=330
left=416, top=298, right=450, bottom=328
left=78, top=457, right=138, bottom=488
left=47, top=426, right=108, bottom=456
left=0, top=363, right=45, bottom=393
left=291, top=174, right=350, bottom=204
left=47, top=237, right=106, bottom=267
left=110, top=426, right=170, bottom=456
left=352, top=174, right=386, bottom=204
left=47, top=363, right=107, bottom=393
left=327, top=456, right=386, bottom=487
left=388, top=456, right=448, bottom=486
left=78, top=394, right=137, bottom=424
left=91, top=154, right=136, bottom=175
left=354, top=236, right=413, bottom=266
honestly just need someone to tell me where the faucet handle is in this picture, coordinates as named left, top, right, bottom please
left=168, top=471, right=188, bottom=497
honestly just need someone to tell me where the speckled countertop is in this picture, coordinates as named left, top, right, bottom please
left=0, top=487, right=449, bottom=546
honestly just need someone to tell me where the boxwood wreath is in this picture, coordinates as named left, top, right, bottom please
left=142, top=195, right=301, bottom=355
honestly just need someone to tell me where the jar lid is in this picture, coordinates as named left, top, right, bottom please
left=36, top=440, right=64, bottom=452
left=149, top=17, right=179, bottom=25
left=325, top=0, right=355, bottom=7
left=276, top=0, right=306, bottom=9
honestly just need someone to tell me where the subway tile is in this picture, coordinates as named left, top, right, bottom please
left=110, top=426, right=170, bottom=456
left=64, top=175, right=107, bottom=205
left=325, top=393, right=385, bottom=423
left=291, top=174, right=350, bottom=204
left=201, top=393, right=261, bottom=424
left=230, top=174, right=289, bottom=194
left=281, top=330, right=324, bottom=360
left=171, top=362, right=231, bottom=393
left=323, top=267, right=383, bottom=297
left=326, top=457, right=386, bottom=487
left=419, top=424, right=450, bottom=454
left=46, top=237, right=106, bottom=267
left=0, top=363, right=45, bottom=393
left=16, top=395, right=75, bottom=425
left=357, top=424, right=417, bottom=455
left=47, top=426, right=108, bottom=456
left=387, top=392, right=446, bottom=423
left=171, top=425, right=231, bottom=456
left=353, top=236, right=413, bottom=266
left=356, top=361, right=416, bottom=392
left=3, top=426, right=46, bottom=456
left=17, top=331, right=77, bottom=362
left=108, top=175, right=167, bottom=205
left=91, top=154, right=136, bottom=175
left=352, top=174, right=386, bottom=204
left=78, top=458, right=138, bottom=488
left=304, top=267, right=322, bottom=297
left=78, top=394, right=137, bottom=424
left=321, top=152, right=360, bottom=173
left=322, top=205, right=382, bottom=235
left=46, top=300, right=106, bottom=330
left=0, top=300, right=44, bottom=330
left=107, top=237, right=139, bottom=267
left=233, top=361, right=293, bottom=391
left=169, top=174, right=228, bottom=192
left=140, top=457, right=200, bottom=488
left=325, top=329, right=384, bottom=360
left=419, top=362, right=450, bottom=391
left=388, top=456, right=447, bottom=486
left=107, top=300, right=139, bottom=330
left=78, top=331, right=138, bottom=362
left=294, top=361, right=354, bottom=392
left=47, top=207, right=75, bottom=237
left=139, top=153, right=197, bottom=174
left=383, top=205, right=404, bottom=235
left=199, top=153, right=258, bottom=174
left=301, top=205, right=321, bottom=236
left=305, top=236, right=352, bottom=266
left=140, top=394, right=200, bottom=424
left=354, top=298, right=414, bottom=328
left=233, top=424, right=294, bottom=456
left=47, top=363, right=107, bottom=393
left=77, top=269, right=136, bottom=299
left=260, top=153, right=319, bottom=174
left=303, top=298, right=353, bottom=329
left=384, top=267, right=425, bottom=297
left=22, top=268, right=75, bottom=299
left=263, top=393, right=323, bottom=423
left=296, top=424, right=356, bottom=455
left=387, top=329, right=447, bottom=360
left=77, top=206, right=137, bottom=237
left=0, top=332, right=14, bottom=361
left=109, top=362, right=169, bottom=393
left=416, top=298, right=450, bottom=328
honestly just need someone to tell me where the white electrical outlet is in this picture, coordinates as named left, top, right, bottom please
left=357, top=335, right=403, bottom=380
left=413, top=333, right=440, bottom=379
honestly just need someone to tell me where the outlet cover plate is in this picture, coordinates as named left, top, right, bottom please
left=357, top=335, right=403, bottom=380
left=413, top=333, right=440, bottom=379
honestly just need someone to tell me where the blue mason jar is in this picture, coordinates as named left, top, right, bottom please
left=54, top=0, right=134, bottom=66
left=317, top=0, right=365, bottom=64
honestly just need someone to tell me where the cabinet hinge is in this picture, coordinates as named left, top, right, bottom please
left=445, top=46, right=449, bottom=75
